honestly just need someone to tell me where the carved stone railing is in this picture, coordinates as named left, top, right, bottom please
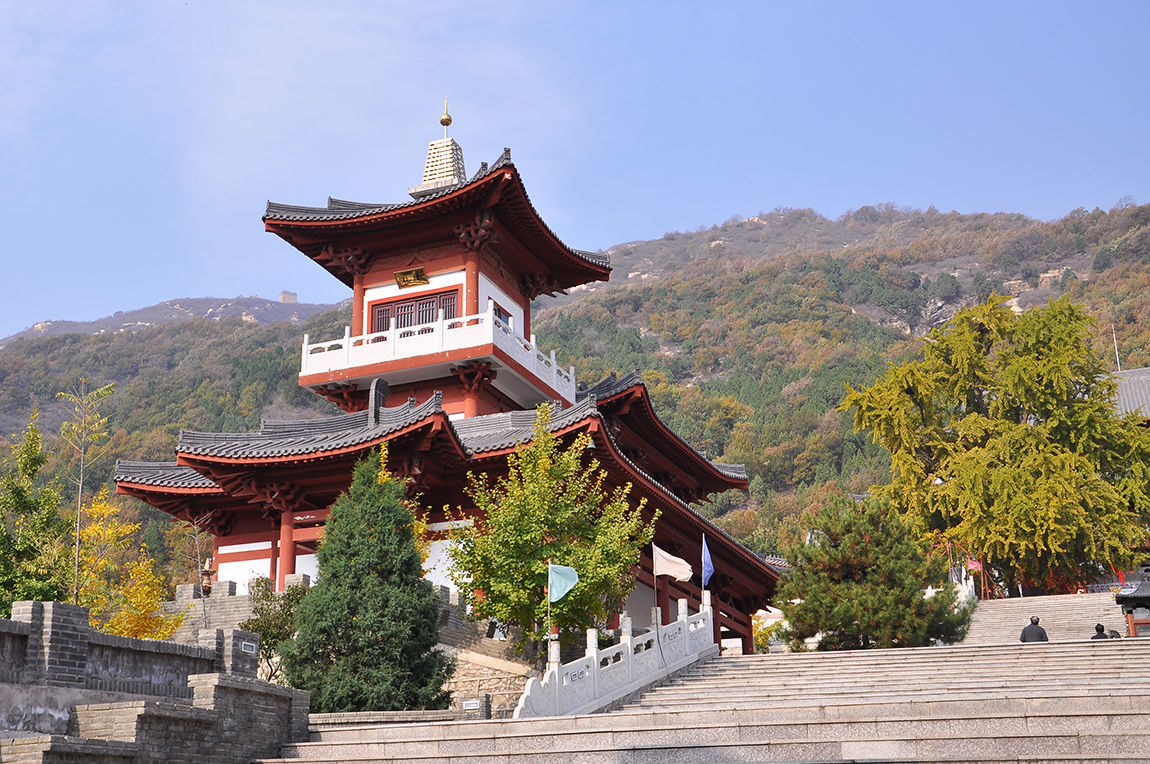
left=300, top=302, right=577, bottom=402
left=513, top=593, right=718, bottom=719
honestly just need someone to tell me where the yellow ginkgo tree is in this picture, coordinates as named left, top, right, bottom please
left=77, top=488, right=184, bottom=639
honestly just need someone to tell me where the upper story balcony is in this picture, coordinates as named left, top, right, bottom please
left=299, top=302, right=577, bottom=407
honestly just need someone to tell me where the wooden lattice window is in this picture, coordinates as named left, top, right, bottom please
left=371, top=291, right=459, bottom=333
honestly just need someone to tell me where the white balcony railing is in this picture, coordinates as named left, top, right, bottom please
left=300, top=302, right=577, bottom=402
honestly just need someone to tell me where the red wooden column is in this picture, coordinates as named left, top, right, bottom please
left=464, top=250, right=480, bottom=317
left=740, top=628, right=754, bottom=656
left=276, top=513, right=296, bottom=592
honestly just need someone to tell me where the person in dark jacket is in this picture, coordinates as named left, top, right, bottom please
left=1020, top=615, right=1049, bottom=642
left=1091, top=623, right=1109, bottom=639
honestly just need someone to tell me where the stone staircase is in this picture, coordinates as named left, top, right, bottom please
left=255, top=636, right=1150, bottom=763
left=961, top=592, right=1126, bottom=645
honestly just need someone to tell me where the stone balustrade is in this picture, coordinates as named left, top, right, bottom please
left=513, top=593, right=718, bottom=719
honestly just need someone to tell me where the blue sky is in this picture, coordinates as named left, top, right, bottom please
left=1, top=1, right=1148, bottom=339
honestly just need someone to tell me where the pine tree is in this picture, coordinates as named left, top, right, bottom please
left=0, top=413, right=70, bottom=617
left=780, top=495, right=971, bottom=651
left=281, top=446, right=453, bottom=711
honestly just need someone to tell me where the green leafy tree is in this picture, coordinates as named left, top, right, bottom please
left=281, top=446, right=453, bottom=712
left=448, top=406, right=658, bottom=650
left=842, top=296, right=1150, bottom=591
left=241, top=576, right=309, bottom=684
left=57, top=378, right=116, bottom=603
left=0, top=413, right=70, bottom=616
left=780, top=496, right=971, bottom=650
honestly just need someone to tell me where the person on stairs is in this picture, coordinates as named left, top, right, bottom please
left=1091, top=623, right=1110, bottom=640
left=1020, top=615, right=1049, bottom=642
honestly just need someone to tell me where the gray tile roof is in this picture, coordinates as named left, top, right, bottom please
left=178, top=393, right=445, bottom=459
left=114, top=461, right=220, bottom=490
left=263, top=149, right=608, bottom=272
left=263, top=151, right=513, bottom=223
left=576, top=369, right=645, bottom=402
left=452, top=397, right=600, bottom=454
left=1115, top=367, right=1150, bottom=418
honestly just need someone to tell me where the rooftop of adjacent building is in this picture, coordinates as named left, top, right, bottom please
left=1114, top=366, right=1150, bottom=418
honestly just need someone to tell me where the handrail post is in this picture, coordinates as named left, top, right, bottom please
left=619, top=613, right=633, bottom=683
left=436, top=309, right=445, bottom=349
left=342, top=326, right=351, bottom=367
left=300, top=334, right=309, bottom=374
left=587, top=627, right=599, bottom=701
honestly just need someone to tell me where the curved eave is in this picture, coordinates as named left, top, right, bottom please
left=264, top=160, right=610, bottom=290
left=593, top=380, right=749, bottom=493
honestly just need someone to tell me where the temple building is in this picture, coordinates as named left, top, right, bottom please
left=115, top=111, right=779, bottom=651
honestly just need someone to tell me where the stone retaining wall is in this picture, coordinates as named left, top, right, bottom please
left=0, top=601, right=260, bottom=735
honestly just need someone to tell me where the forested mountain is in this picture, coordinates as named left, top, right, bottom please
left=0, top=296, right=342, bottom=345
left=2, top=201, right=1148, bottom=575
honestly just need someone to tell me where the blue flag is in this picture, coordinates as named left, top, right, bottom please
left=548, top=563, right=579, bottom=602
left=701, top=534, right=714, bottom=587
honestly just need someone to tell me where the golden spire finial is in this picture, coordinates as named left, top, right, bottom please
left=440, top=98, right=452, bottom=137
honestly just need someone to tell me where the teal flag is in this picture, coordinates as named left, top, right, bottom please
left=548, top=563, right=579, bottom=602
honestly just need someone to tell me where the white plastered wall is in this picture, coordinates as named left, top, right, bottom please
left=478, top=273, right=525, bottom=332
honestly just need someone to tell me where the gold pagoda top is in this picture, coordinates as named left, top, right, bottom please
left=409, top=101, right=466, bottom=199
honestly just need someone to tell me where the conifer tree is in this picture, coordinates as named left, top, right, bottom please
left=282, top=446, right=453, bottom=712
left=0, top=413, right=70, bottom=617
left=780, top=496, right=971, bottom=651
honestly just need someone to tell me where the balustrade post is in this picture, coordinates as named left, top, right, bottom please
left=300, top=334, right=309, bottom=374
left=342, top=326, right=351, bottom=367
left=678, top=598, right=689, bottom=622
left=547, top=636, right=561, bottom=673
left=586, top=627, right=599, bottom=700
left=436, top=309, right=445, bottom=347
left=619, top=613, right=633, bottom=683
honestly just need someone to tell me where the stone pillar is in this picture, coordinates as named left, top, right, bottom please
left=547, top=637, right=561, bottom=672
left=222, top=629, right=260, bottom=677
left=585, top=628, right=598, bottom=657
left=198, top=628, right=225, bottom=673
left=283, top=573, right=311, bottom=589
left=11, top=601, right=90, bottom=687
left=703, top=590, right=720, bottom=645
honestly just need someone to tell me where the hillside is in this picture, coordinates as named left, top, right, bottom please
left=0, top=296, right=343, bottom=346
left=1, top=201, right=1148, bottom=574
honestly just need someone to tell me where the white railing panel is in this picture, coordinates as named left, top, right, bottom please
left=513, top=597, right=718, bottom=719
